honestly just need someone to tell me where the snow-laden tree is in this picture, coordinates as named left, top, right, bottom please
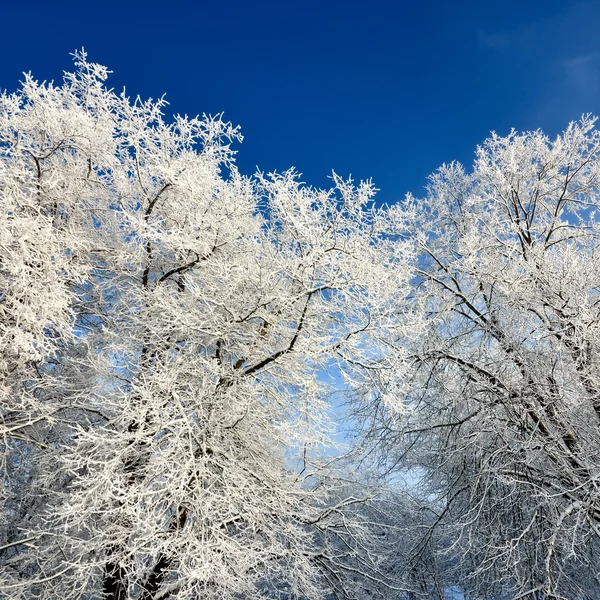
left=0, top=53, right=414, bottom=599
left=372, top=117, right=600, bottom=598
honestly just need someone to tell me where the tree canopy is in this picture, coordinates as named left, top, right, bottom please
left=3, top=53, right=600, bottom=600
left=0, top=52, right=413, bottom=600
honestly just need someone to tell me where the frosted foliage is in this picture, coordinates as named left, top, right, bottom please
left=375, top=117, right=600, bottom=598
left=0, top=53, right=413, bottom=599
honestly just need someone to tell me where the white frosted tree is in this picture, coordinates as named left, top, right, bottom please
left=0, top=53, right=413, bottom=599
left=370, top=117, right=600, bottom=598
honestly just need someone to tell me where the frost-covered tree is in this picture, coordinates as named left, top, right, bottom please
left=372, top=117, right=600, bottom=598
left=0, top=53, right=413, bottom=600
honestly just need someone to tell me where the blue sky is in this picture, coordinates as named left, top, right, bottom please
left=3, top=0, right=600, bottom=204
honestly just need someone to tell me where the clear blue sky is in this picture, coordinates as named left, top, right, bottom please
left=3, top=0, right=600, bottom=204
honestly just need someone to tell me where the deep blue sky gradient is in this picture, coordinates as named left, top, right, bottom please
left=3, top=0, right=600, bottom=203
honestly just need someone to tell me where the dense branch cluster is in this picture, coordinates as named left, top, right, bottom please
left=0, top=54, right=413, bottom=600
left=368, top=117, right=600, bottom=598
left=3, top=54, right=600, bottom=600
